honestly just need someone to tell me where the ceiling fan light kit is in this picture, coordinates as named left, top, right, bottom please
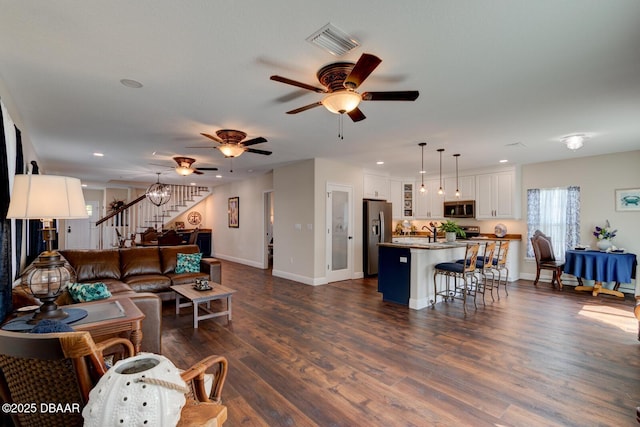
left=322, top=91, right=361, bottom=114
left=218, top=144, right=246, bottom=158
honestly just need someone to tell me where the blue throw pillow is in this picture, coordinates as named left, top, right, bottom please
left=67, top=282, right=112, bottom=303
left=175, top=252, right=202, bottom=273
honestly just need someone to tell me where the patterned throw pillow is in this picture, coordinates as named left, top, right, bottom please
left=67, top=282, right=112, bottom=303
left=175, top=252, right=203, bottom=274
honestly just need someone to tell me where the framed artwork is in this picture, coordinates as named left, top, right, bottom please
left=228, top=197, right=239, bottom=228
left=174, top=221, right=185, bottom=230
left=615, top=188, right=640, bottom=211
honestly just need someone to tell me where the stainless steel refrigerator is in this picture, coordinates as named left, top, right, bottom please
left=363, top=199, right=392, bottom=276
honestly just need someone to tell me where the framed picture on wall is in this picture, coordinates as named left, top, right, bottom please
left=174, top=221, right=185, bottom=230
left=615, top=188, right=640, bottom=211
left=228, top=197, right=239, bottom=228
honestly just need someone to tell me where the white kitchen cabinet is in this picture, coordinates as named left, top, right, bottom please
left=415, top=179, right=444, bottom=219
left=363, top=173, right=389, bottom=200
left=444, top=175, right=475, bottom=201
left=389, top=179, right=403, bottom=219
left=390, top=180, right=416, bottom=219
left=476, top=171, right=515, bottom=219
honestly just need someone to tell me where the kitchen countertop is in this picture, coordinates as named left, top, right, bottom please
left=392, top=233, right=521, bottom=241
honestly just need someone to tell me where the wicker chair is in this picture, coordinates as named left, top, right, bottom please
left=0, top=330, right=228, bottom=427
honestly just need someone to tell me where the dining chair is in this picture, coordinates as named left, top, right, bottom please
left=530, top=230, right=564, bottom=289
left=492, top=240, right=510, bottom=298
left=433, top=243, right=480, bottom=313
left=0, top=329, right=228, bottom=427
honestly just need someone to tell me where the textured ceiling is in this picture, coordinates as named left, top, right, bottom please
left=1, top=0, right=639, bottom=188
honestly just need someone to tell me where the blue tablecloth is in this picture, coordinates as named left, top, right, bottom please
left=564, top=250, right=637, bottom=283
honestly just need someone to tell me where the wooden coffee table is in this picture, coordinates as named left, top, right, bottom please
left=171, top=283, right=237, bottom=328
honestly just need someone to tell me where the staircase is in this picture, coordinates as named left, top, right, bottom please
left=97, top=184, right=210, bottom=248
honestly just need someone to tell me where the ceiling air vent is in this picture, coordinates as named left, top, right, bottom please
left=306, top=23, right=360, bottom=56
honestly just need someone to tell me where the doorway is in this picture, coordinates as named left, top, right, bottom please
left=65, top=201, right=99, bottom=249
left=263, top=190, right=274, bottom=269
left=326, top=183, right=353, bottom=283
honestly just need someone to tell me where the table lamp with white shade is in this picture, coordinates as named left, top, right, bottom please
left=7, top=174, right=88, bottom=323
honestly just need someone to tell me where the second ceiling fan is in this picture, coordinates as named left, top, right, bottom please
left=270, top=53, right=419, bottom=122
left=199, top=129, right=271, bottom=158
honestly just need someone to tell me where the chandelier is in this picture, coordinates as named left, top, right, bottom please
left=145, top=173, right=171, bottom=206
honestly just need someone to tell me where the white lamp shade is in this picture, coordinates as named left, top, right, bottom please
left=322, top=91, right=362, bottom=114
left=7, top=174, right=88, bottom=220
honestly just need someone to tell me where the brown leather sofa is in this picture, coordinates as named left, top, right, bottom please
left=12, top=245, right=221, bottom=353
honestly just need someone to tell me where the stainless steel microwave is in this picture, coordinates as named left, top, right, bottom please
left=443, top=200, right=475, bottom=218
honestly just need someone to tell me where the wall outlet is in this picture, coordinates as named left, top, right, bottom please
left=400, top=256, right=408, bottom=263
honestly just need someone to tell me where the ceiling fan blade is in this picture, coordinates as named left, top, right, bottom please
left=242, top=137, right=267, bottom=147
left=361, top=91, right=419, bottom=101
left=344, top=53, right=382, bottom=89
left=347, top=107, right=366, bottom=122
left=246, top=148, right=272, bottom=156
left=270, top=75, right=327, bottom=93
left=286, top=102, right=323, bottom=114
left=193, top=170, right=204, bottom=175
left=196, top=167, right=219, bottom=171
left=200, top=132, right=223, bottom=143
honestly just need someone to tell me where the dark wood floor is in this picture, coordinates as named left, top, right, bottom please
left=162, top=261, right=640, bottom=427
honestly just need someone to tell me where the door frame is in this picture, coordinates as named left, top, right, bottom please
left=325, top=182, right=353, bottom=283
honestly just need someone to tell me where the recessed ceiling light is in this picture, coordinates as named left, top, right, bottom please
left=93, top=152, right=104, bottom=157
left=376, top=161, right=384, bottom=165
left=499, top=159, right=508, bottom=163
left=120, top=78, right=143, bottom=88
left=190, top=182, right=196, bottom=186
left=216, top=175, right=222, bottom=178
left=419, top=170, right=426, bottom=174
left=81, top=184, right=87, bottom=187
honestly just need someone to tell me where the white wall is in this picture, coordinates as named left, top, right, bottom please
left=210, top=172, right=273, bottom=268
left=272, top=160, right=316, bottom=283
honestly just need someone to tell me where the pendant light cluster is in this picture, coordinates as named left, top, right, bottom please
left=417, top=145, right=462, bottom=198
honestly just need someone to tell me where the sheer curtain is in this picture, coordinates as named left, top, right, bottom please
left=527, top=186, right=580, bottom=260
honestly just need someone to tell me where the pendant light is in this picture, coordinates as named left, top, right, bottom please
left=418, top=142, right=427, bottom=193
left=453, top=153, right=461, bottom=198
left=437, top=148, right=444, bottom=195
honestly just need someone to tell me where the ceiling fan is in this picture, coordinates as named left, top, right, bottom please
left=270, top=53, right=419, bottom=122
left=172, top=156, right=218, bottom=176
left=199, top=129, right=271, bottom=158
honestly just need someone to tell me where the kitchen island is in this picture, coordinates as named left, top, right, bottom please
left=378, top=241, right=467, bottom=310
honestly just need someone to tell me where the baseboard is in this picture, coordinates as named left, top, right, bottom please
left=272, top=269, right=322, bottom=286
left=212, top=253, right=264, bottom=269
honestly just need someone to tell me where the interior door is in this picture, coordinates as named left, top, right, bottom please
left=326, top=183, right=353, bottom=283
left=65, top=201, right=98, bottom=249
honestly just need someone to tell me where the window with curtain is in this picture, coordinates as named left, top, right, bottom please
left=526, top=186, right=580, bottom=260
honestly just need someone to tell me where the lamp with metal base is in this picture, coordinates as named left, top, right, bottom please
left=7, top=174, right=88, bottom=323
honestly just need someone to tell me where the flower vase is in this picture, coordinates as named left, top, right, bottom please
left=596, top=239, right=612, bottom=251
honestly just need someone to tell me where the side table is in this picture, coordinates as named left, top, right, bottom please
left=73, top=297, right=145, bottom=353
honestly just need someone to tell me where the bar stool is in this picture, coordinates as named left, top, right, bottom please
left=474, top=241, right=497, bottom=305
left=492, top=241, right=510, bottom=298
left=432, top=243, right=480, bottom=313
